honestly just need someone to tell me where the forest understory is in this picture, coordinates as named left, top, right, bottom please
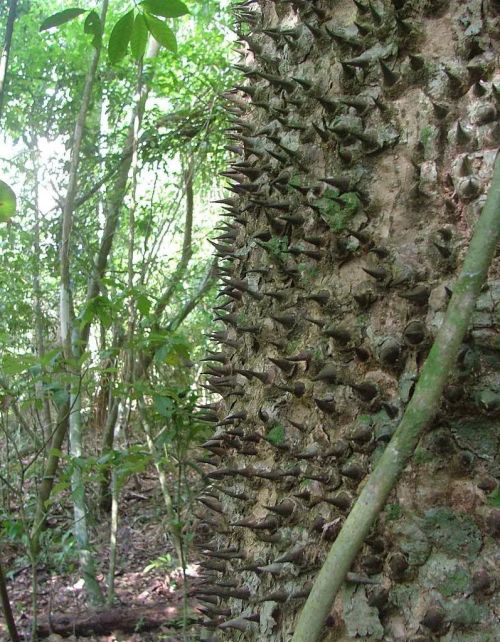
left=2, top=468, right=204, bottom=642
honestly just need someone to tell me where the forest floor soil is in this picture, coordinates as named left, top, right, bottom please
left=2, top=474, right=202, bottom=641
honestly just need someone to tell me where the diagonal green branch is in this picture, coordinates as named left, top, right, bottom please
left=168, top=258, right=218, bottom=332
left=153, top=160, right=195, bottom=323
left=291, top=152, right=500, bottom=642
left=30, top=400, right=70, bottom=554
left=135, top=258, right=218, bottom=380
left=73, top=148, right=132, bottom=211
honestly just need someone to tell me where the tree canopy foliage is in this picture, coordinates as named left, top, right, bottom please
left=0, top=0, right=237, bottom=635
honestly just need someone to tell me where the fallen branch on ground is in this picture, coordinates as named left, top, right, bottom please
left=36, top=602, right=199, bottom=638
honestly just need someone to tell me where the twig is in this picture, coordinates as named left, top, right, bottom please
left=168, top=259, right=218, bottom=332
left=153, top=159, right=195, bottom=322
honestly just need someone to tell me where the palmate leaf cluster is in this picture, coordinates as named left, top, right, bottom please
left=1, top=0, right=236, bottom=339
left=39, top=0, right=189, bottom=61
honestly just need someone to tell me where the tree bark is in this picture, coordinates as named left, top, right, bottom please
left=0, top=557, right=20, bottom=642
left=0, top=0, right=18, bottom=122
left=199, top=1, right=500, bottom=641
left=292, top=152, right=500, bottom=642
left=58, top=0, right=109, bottom=606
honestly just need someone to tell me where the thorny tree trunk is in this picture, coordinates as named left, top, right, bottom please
left=197, top=1, right=499, bottom=641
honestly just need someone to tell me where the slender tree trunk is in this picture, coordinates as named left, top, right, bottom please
left=69, top=359, right=103, bottom=604
left=168, top=259, right=217, bottom=332
left=152, top=158, right=195, bottom=323
left=292, top=153, right=500, bottom=642
left=106, top=466, right=119, bottom=606
left=104, top=55, right=150, bottom=601
left=0, top=0, right=18, bottom=121
left=98, top=396, right=119, bottom=513
left=56, top=37, right=157, bottom=605
left=0, top=557, right=20, bottom=642
left=30, top=136, right=52, bottom=446
left=59, top=0, right=109, bottom=606
left=92, top=42, right=158, bottom=510
left=134, top=170, right=217, bottom=381
left=31, top=400, right=70, bottom=554
left=81, top=41, right=160, bottom=345
left=96, top=325, right=123, bottom=513
left=138, top=398, right=184, bottom=564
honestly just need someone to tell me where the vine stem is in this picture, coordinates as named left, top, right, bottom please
left=0, top=557, right=21, bottom=642
left=291, top=152, right=500, bottom=642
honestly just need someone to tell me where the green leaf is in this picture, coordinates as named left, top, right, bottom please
left=79, top=295, right=113, bottom=330
left=154, top=394, right=174, bottom=418
left=141, top=0, right=189, bottom=18
left=97, top=452, right=115, bottom=466
left=46, top=479, right=70, bottom=504
left=143, top=553, right=173, bottom=574
left=1, top=352, right=37, bottom=375
left=120, top=457, right=149, bottom=477
left=84, top=10, right=102, bottom=48
left=130, top=13, right=148, bottom=61
left=108, top=9, right=135, bottom=64
left=0, top=180, right=16, bottom=223
left=136, top=292, right=151, bottom=315
left=45, top=381, right=69, bottom=407
left=38, top=348, right=62, bottom=367
left=154, top=332, right=190, bottom=365
left=144, top=13, right=177, bottom=52
left=93, top=296, right=113, bottom=327
left=40, top=8, right=86, bottom=32
left=154, top=426, right=172, bottom=449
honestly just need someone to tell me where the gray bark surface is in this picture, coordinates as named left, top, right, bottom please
left=198, top=1, right=499, bottom=641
